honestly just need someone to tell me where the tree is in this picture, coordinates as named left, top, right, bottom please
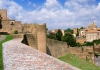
left=64, top=28, right=73, bottom=34
left=62, top=32, right=76, bottom=47
left=76, top=28, right=79, bottom=36
left=56, top=29, right=63, bottom=41
left=47, top=33, right=56, bottom=40
left=0, top=14, right=2, bottom=29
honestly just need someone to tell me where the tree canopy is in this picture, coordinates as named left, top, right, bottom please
left=56, top=29, right=63, bottom=41
left=64, top=28, right=73, bottom=34
left=62, top=32, right=76, bottom=47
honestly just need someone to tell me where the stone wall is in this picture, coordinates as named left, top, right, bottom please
left=69, top=46, right=94, bottom=63
left=0, top=20, right=22, bottom=33
left=0, top=9, right=7, bottom=20
left=47, top=38, right=69, bottom=58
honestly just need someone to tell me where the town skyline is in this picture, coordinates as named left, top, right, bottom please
left=0, top=0, right=100, bottom=29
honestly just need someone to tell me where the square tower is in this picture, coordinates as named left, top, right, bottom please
left=0, top=9, right=7, bottom=20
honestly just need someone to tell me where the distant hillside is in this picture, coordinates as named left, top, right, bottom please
left=58, top=53, right=100, bottom=70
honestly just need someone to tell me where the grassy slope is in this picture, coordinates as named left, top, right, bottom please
left=0, top=35, right=13, bottom=70
left=58, top=53, right=100, bottom=70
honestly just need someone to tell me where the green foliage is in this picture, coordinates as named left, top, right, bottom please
left=0, top=35, right=13, bottom=70
left=58, top=53, right=100, bottom=70
left=76, top=42, right=82, bottom=47
left=14, top=30, right=18, bottom=34
left=47, top=33, right=56, bottom=40
left=80, top=27, right=84, bottom=29
left=62, top=32, right=76, bottom=47
left=56, top=29, right=63, bottom=41
left=64, top=28, right=73, bottom=34
left=93, top=39, right=100, bottom=45
left=76, top=28, right=79, bottom=36
left=84, top=42, right=94, bottom=46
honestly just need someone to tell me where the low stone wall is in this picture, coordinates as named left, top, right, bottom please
left=2, top=39, right=80, bottom=70
left=47, top=38, right=69, bottom=58
left=12, top=34, right=24, bottom=38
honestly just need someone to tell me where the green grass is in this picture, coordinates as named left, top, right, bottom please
left=0, top=35, right=13, bottom=70
left=58, top=53, right=100, bottom=70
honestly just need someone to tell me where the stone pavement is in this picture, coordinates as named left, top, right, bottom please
left=95, top=56, right=100, bottom=67
left=0, top=35, right=6, bottom=41
left=2, top=38, right=80, bottom=70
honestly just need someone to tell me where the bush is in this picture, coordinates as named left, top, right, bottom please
left=14, top=30, right=18, bottom=34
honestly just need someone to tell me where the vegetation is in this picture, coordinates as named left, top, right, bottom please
left=59, top=53, right=100, bottom=70
left=47, top=33, right=56, bottom=40
left=56, top=29, right=63, bottom=41
left=0, top=35, right=13, bottom=70
left=0, top=15, right=2, bottom=29
left=62, top=32, right=76, bottom=47
left=64, top=28, right=73, bottom=34
left=76, top=28, right=79, bottom=36
left=14, top=30, right=18, bottom=34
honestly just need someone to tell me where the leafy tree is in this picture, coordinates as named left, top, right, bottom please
left=65, top=28, right=73, bottom=34
left=76, top=28, right=79, bottom=36
left=80, top=27, right=84, bottom=29
left=56, top=29, right=63, bottom=41
left=47, top=33, right=56, bottom=40
left=62, top=32, right=76, bottom=47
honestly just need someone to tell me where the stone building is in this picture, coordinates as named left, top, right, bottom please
left=86, top=30, right=100, bottom=42
left=0, top=9, right=22, bottom=34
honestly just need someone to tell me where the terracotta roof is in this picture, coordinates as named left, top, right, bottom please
left=86, top=30, right=100, bottom=33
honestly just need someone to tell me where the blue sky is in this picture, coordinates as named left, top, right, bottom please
left=0, top=0, right=100, bottom=29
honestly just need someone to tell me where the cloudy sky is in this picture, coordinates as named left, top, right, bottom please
left=0, top=0, right=100, bottom=30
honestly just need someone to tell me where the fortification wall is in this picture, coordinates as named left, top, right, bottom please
left=0, top=9, right=7, bottom=20
left=47, top=38, right=69, bottom=58
left=69, top=46, right=94, bottom=63
left=0, top=20, right=22, bottom=33
left=35, top=24, right=46, bottom=53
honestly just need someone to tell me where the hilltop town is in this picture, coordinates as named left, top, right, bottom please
left=0, top=9, right=100, bottom=70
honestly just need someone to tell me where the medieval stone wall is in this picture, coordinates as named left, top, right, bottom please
left=0, top=9, right=7, bottom=20
left=0, top=20, right=22, bottom=33
left=47, top=38, right=69, bottom=58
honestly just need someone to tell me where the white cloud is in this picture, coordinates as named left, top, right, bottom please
left=0, top=0, right=100, bottom=29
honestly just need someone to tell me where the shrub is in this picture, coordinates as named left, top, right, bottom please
left=14, top=30, right=18, bottom=34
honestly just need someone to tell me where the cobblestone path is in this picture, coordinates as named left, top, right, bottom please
left=2, top=38, right=80, bottom=70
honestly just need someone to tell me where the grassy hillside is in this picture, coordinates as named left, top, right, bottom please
left=58, top=53, right=100, bottom=70
left=0, top=35, right=13, bottom=70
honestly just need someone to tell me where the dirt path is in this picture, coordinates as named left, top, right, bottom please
left=0, top=35, right=6, bottom=41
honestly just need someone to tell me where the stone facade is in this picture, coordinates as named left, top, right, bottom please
left=0, top=9, right=22, bottom=34
left=86, top=30, right=100, bottom=42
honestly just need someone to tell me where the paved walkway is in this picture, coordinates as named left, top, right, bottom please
left=95, top=56, right=100, bottom=67
left=2, top=38, right=80, bottom=70
left=0, top=35, right=6, bottom=41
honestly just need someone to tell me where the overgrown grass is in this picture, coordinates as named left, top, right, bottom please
left=0, top=35, right=13, bottom=70
left=58, top=53, right=100, bottom=70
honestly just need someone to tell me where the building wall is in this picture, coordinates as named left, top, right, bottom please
left=0, top=20, right=22, bottom=33
left=86, top=32, right=100, bottom=42
left=0, top=9, right=7, bottom=20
